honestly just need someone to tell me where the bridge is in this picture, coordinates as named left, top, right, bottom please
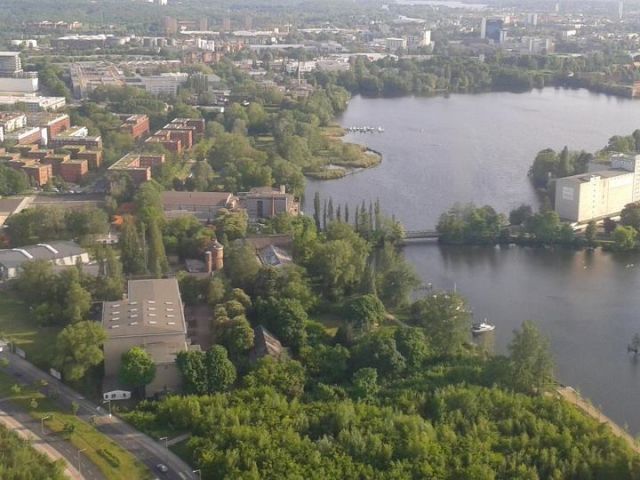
left=403, top=230, right=440, bottom=241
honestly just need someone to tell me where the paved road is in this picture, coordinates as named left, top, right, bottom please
left=1, top=351, right=196, bottom=480
left=0, top=401, right=89, bottom=480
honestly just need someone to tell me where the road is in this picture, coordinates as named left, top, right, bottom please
left=0, top=400, right=89, bottom=480
left=1, top=351, right=196, bottom=480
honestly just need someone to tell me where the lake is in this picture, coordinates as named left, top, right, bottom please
left=304, top=88, right=640, bottom=433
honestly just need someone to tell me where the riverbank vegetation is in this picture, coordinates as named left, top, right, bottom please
left=309, top=53, right=632, bottom=98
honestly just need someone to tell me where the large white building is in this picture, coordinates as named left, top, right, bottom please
left=555, top=154, right=640, bottom=223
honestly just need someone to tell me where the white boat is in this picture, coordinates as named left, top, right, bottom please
left=471, top=320, right=495, bottom=335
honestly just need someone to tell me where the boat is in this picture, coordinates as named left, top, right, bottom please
left=471, top=320, right=495, bottom=335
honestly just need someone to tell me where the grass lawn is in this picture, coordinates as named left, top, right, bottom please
left=0, top=291, right=59, bottom=369
left=0, top=371, right=151, bottom=480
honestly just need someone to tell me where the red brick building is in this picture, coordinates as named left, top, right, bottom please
left=119, top=114, right=150, bottom=140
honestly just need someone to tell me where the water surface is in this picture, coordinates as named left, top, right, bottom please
left=305, top=88, right=640, bottom=433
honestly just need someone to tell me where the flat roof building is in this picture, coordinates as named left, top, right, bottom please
left=555, top=154, right=640, bottom=223
left=108, top=153, right=165, bottom=185
left=102, top=279, right=195, bottom=397
left=161, top=190, right=238, bottom=222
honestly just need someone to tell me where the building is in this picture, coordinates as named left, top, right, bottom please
left=70, top=62, right=125, bottom=99
left=145, top=118, right=205, bottom=153
left=108, top=153, right=165, bottom=185
left=0, top=52, right=22, bottom=75
left=484, top=19, right=504, bottom=42
left=25, top=112, right=71, bottom=143
left=0, top=196, right=32, bottom=227
left=101, top=279, right=195, bottom=397
left=555, top=154, right=640, bottom=222
left=0, top=77, right=38, bottom=94
left=1, top=143, right=101, bottom=185
left=0, top=95, right=65, bottom=112
left=161, top=191, right=239, bottom=222
left=118, top=114, right=150, bottom=140
left=125, top=73, right=189, bottom=96
left=239, top=186, right=299, bottom=220
left=385, top=37, right=407, bottom=51
left=249, top=326, right=284, bottom=362
left=50, top=127, right=102, bottom=150
left=0, top=241, right=89, bottom=280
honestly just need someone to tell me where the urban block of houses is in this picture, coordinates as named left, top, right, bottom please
left=0, top=241, right=90, bottom=280
left=239, top=186, right=300, bottom=220
left=118, top=114, right=150, bottom=140
left=108, top=153, right=165, bottom=185
left=161, top=190, right=239, bottom=222
left=145, top=118, right=205, bottom=153
left=101, top=278, right=197, bottom=397
left=555, top=153, right=640, bottom=223
left=0, top=144, right=102, bottom=185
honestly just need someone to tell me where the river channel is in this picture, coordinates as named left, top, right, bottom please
left=304, top=88, right=640, bottom=433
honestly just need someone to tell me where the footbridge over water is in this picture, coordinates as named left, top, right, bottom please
left=403, top=230, right=441, bottom=241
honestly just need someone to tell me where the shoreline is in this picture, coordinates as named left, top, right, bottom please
left=556, top=386, right=640, bottom=453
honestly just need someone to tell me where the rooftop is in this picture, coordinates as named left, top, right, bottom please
left=0, top=241, right=86, bottom=269
left=102, top=279, right=186, bottom=337
left=162, top=191, right=235, bottom=207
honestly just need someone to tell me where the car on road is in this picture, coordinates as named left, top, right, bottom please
left=156, top=464, right=169, bottom=473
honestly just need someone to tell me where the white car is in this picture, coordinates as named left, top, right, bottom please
left=156, top=464, right=169, bottom=473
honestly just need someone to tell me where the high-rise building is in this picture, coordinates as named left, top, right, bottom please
left=0, top=52, right=22, bottom=75
left=484, top=19, right=504, bottom=42
left=163, top=16, right=178, bottom=35
left=222, top=17, right=231, bottom=32
left=244, top=15, right=252, bottom=31
left=526, top=13, right=538, bottom=26
left=618, top=1, right=624, bottom=20
left=480, top=17, right=487, bottom=39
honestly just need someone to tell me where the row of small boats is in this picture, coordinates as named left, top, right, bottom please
left=346, top=126, right=384, bottom=133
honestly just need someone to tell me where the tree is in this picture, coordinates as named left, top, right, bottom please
left=218, top=315, right=255, bottom=358
left=509, top=204, right=533, bottom=226
left=351, top=329, right=406, bottom=377
left=508, top=320, right=554, bottom=394
left=620, top=203, right=640, bottom=230
left=63, top=278, right=92, bottom=324
left=254, top=298, right=308, bottom=351
left=215, top=208, right=248, bottom=241
left=243, top=357, right=306, bottom=398
left=375, top=243, right=420, bottom=308
left=613, top=225, right=637, bottom=251
left=146, top=218, right=169, bottom=277
left=176, top=350, right=208, bottom=395
left=224, top=243, right=260, bottom=290
left=205, top=346, right=236, bottom=393
left=120, top=216, right=145, bottom=275
left=394, top=328, right=430, bottom=370
left=352, top=367, right=379, bottom=400
left=343, top=294, right=386, bottom=332
left=54, top=321, right=106, bottom=381
left=409, top=292, right=470, bottom=356
left=119, top=347, right=156, bottom=394
left=585, top=221, right=597, bottom=245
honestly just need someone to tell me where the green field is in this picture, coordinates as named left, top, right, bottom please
left=0, top=291, right=59, bottom=369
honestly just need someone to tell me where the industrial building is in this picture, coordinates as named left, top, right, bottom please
left=554, top=154, right=640, bottom=223
left=0, top=241, right=90, bottom=281
left=101, top=279, right=197, bottom=397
